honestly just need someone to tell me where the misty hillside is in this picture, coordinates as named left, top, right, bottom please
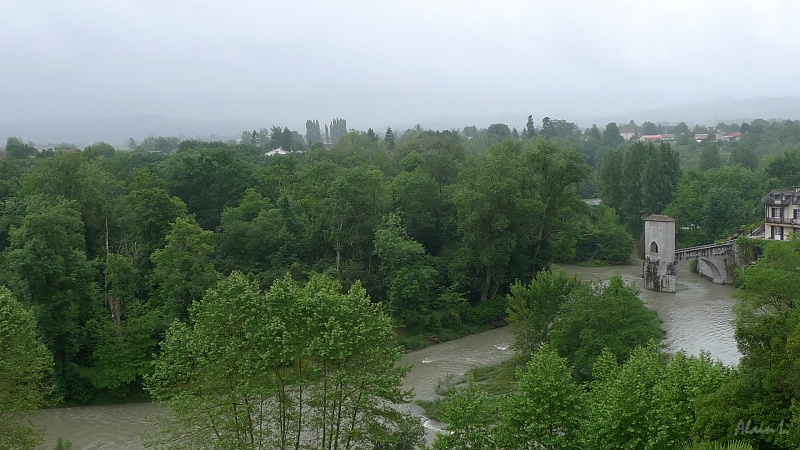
left=5, top=97, right=800, bottom=147
left=588, top=96, right=800, bottom=128
left=0, top=116, right=272, bottom=147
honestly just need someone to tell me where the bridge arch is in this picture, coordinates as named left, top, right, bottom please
left=696, top=258, right=723, bottom=284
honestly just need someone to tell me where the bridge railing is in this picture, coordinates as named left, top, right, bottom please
left=674, top=240, right=735, bottom=258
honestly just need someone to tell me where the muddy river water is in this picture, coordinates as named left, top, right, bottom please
left=35, top=262, right=738, bottom=448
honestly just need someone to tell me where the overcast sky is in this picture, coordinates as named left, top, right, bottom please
left=3, top=0, right=800, bottom=131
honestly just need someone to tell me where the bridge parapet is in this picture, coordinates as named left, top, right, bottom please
left=673, top=241, right=738, bottom=284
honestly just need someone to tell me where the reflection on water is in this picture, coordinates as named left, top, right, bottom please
left=35, top=263, right=739, bottom=448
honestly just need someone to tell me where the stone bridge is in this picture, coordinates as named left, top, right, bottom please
left=673, top=240, right=738, bottom=284
left=643, top=215, right=745, bottom=293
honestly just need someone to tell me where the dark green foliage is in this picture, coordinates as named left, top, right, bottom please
left=694, top=237, right=800, bottom=448
left=574, top=205, right=635, bottom=264
left=549, top=274, right=664, bottom=382
left=665, top=167, right=766, bottom=247
left=4, top=196, right=97, bottom=401
left=599, top=141, right=681, bottom=236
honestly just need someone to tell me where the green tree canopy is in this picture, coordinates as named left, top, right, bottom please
left=549, top=274, right=664, bottom=382
left=146, top=271, right=421, bottom=449
left=0, top=286, right=53, bottom=450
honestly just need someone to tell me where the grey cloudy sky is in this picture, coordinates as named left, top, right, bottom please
left=3, top=0, right=800, bottom=131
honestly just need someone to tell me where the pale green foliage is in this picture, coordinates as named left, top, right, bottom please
left=146, top=272, right=420, bottom=449
left=432, top=378, right=495, bottom=450
left=0, top=286, right=53, bottom=450
left=582, top=344, right=729, bottom=449
left=680, top=440, right=753, bottom=450
left=496, top=344, right=585, bottom=449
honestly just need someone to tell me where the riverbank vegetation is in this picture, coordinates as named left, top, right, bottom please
left=4, top=113, right=800, bottom=447
left=426, top=237, right=800, bottom=449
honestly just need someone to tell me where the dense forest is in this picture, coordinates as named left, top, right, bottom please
left=3, top=114, right=800, bottom=448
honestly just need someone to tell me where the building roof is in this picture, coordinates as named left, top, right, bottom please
left=645, top=214, right=675, bottom=222
left=762, top=187, right=800, bottom=204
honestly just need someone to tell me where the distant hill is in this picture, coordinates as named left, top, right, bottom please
left=584, top=97, right=800, bottom=128
left=408, top=98, right=800, bottom=133
left=5, top=97, right=800, bottom=147
left=0, top=116, right=274, bottom=147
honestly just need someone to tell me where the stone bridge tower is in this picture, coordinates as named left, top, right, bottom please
left=643, top=214, right=676, bottom=293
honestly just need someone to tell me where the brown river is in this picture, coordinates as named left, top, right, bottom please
left=35, top=261, right=739, bottom=449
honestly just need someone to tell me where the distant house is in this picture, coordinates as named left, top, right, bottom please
left=639, top=134, right=675, bottom=142
left=762, top=188, right=800, bottom=240
left=722, top=131, right=742, bottom=142
left=694, top=133, right=709, bottom=142
left=265, top=148, right=290, bottom=157
left=620, top=131, right=637, bottom=141
left=640, top=134, right=663, bottom=142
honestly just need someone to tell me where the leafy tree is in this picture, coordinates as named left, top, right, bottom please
left=600, top=141, right=681, bottom=236
left=463, top=125, right=478, bottom=138
left=486, top=123, right=511, bottom=142
left=765, top=146, right=800, bottom=187
left=306, top=119, right=322, bottom=145
left=216, top=188, right=301, bottom=283
left=432, top=378, right=495, bottom=450
left=641, top=121, right=659, bottom=135
left=575, top=204, right=635, bottom=264
left=582, top=344, right=728, bottom=449
left=728, top=145, right=758, bottom=171
left=507, top=270, right=580, bottom=357
left=329, top=117, right=348, bottom=144
left=695, top=238, right=800, bottom=448
left=150, top=216, right=220, bottom=323
left=146, top=272, right=421, bottom=449
left=5, top=137, right=36, bottom=159
left=602, top=122, right=624, bottom=147
left=138, top=136, right=179, bottom=154
left=541, top=116, right=554, bottom=139
left=390, top=168, right=439, bottom=251
left=675, top=122, right=691, bottom=144
left=374, top=213, right=437, bottom=326
left=161, top=145, right=253, bottom=229
left=385, top=127, right=396, bottom=152
left=450, top=141, right=532, bottom=302
left=699, top=145, right=723, bottom=170
left=664, top=167, right=765, bottom=246
left=0, top=286, right=53, bottom=450
left=84, top=253, right=160, bottom=398
left=521, top=139, right=591, bottom=273
left=549, top=274, right=663, bottom=382
left=18, top=151, right=119, bottom=259
left=84, top=142, right=116, bottom=158
left=598, top=149, right=624, bottom=212
left=522, top=115, right=536, bottom=138
left=4, top=196, right=97, bottom=400
left=496, top=344, right=586, bottom=449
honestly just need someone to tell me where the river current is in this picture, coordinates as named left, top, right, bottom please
left=35, top=261, right=739, bottom=449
